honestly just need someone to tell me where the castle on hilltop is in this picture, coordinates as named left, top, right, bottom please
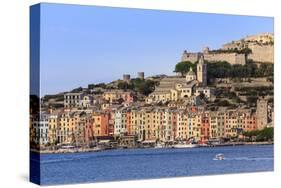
left=181, top=47, right=246, bottom=65
left=222, top=33, right=274, bottom=63
left=181, top=33, right=274, bottom=64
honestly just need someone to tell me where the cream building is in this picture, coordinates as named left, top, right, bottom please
left=147, top=56, right=211, bottom=104
left=176, top=110, right=189, bottom=140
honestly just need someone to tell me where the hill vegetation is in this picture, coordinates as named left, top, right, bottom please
left=174, top=60, right=273, bottom=80
left=117, top=78, right=159, bottom=96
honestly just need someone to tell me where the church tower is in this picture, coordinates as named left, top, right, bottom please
left=197, top=55, right=207, bottom=86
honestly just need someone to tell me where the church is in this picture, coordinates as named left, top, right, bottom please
left=146, top=56, right=212, bottom=104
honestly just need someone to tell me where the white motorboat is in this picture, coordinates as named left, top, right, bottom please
left=214, top=153, right=225, bottom=160
left=173, top=143, right=199, bottom=148
left=154, top=143, right=164, bottom=148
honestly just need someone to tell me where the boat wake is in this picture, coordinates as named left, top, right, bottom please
left=213, top=157, right=273, bottom=161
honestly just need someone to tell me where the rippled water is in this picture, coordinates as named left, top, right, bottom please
left=30, top=145, right=273, bottom=185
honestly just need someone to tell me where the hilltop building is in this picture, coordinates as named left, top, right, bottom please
left=146, top=55, right=213, bottom=104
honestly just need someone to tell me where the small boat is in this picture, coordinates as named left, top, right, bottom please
left=214, top=153, right=225, bottom=160
left=155, top=143, right=164, bottom=148
left=173, top=143, right=199, bottom=148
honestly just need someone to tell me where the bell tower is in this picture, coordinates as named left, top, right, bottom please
left=197, top=56, right=207, bottom=86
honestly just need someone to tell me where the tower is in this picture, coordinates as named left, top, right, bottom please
left=256, top=98, right=268, bottom=130
left=181, top=50, right=189, bottom=62
left=123, top=74, right=130, bottom=82
left=138, top=72, right=145, bottom=80
left=197, top=55, right=207, bottom=86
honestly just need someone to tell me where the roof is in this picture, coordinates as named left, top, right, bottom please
left=187, top=67, right=195, bottom=76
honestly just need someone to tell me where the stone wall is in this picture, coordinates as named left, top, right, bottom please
left=181, top=52, right=199, bottom=62
left=248, top=44, right=274, bottom=63
left=181, top=51, right=246, bottom=65
left=204, top=53, right=246, bottom=65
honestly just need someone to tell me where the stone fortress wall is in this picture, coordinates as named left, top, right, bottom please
left=181, top=48, right=246, bottom=65
left=182, top=33, right=274, bottom=64
left=247, top=43, right=274, bottom=63
left=203, top=52, right=246, bottom=65
left=181, top=52, right=199, bottom=63
left=222, top=33, right=274, bottom=63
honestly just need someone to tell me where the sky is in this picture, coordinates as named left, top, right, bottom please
left=36, top=3, right=274, bottom=96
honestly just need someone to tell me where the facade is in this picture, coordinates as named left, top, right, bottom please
left=92, top=112, right=111, bottom=137
left=48, top=111, right=62, bottom=145
left=103, top=90, right=135, bottom=104
left=80, top=95, right=93, bottom=107
left=147, top=56, right=212, bottom=104
left=114, top=108, right=127, bottom=136
left=64, top=92, right=85, bottom=108
left=42, top=105, right=263, bottom=147
left=176, top=110, right=189, bottom=140
left=200, top=112, right=210, bottom=143
left=146, top=77, right=198, bottom=103
left=31, top=112, right=49, bottom=145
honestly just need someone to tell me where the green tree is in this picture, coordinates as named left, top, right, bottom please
left=174, top=61, right=195, bottom=76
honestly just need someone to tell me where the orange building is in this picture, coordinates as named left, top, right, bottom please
left=243, top=112, right=257, bottom=132
left=126, top=111, right=133, bottom=135
left=92, top=112, right=111, bottom=137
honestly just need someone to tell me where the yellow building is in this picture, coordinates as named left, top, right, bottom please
left=176, top=110, right=189, bottom=140
left=209, top=111, right=218, bottom=139
left=92, top=112, right=102, bottom=136
left=144, top=109, right=154, bottom=141
left=48, top=111, right=62, bottom=145
left=146, top=76, right=197, bottom=104
left=190, top=113, right=201, bottom=141
left=224, top=110, right=239, bottom=138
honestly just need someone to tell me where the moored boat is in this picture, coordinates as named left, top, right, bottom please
left=173, top=143, right=199, bottom=148
left=154, top=143, right=164, bottom=148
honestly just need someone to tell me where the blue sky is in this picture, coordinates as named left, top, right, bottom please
left=38, top=3, right=273, bottom=95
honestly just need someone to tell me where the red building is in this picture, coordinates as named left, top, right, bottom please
left=126, top=111, right=133, bottom=135
left=92, top=112, right=111, bottom=137
left=200, top=113, right=210, bottom=143
left=243, top=112, right=257, bottom=132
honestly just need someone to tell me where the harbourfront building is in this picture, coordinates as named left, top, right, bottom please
left=31, top=112, right=49, bottom=145
left=34, top=104, right=265, bottom=147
